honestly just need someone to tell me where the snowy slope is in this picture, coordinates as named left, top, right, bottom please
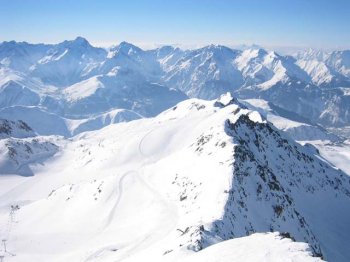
left=0, top=95, right=349, bottom=261
left=0, top=106, right=142, bottom=137
left=62, top=74, right=187, bottom=117
left=1, top=39, right=350, bottom=126
left=100, top=41, right=162, bottom=79
left=163, top=45, right=243, bottom=99
left=67, top=108, right=142, bottom=136
left=242, top=98, right=340, bottom=142
left=0, top=136, right=58, bottom=176
left=29, top=37, right=107, bottom=87
left=0, top=119, right=35, bottom=139
left=0, top=119, right=59, bottom=176
left=295, top=49, right=350, bottom=87
left=181, top=232, right=321, bottom=262
left=305, top=140, right=350, bottom=176
left=0, top=41, right=50, bottom=73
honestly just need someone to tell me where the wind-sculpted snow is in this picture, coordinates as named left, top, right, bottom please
left=0, top=94, right=348, bottom=261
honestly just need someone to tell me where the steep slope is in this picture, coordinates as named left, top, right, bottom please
left=235, top=49, right=310, bottom=89
left=310, top=139, right=350, bottom=176
left=0, top=66, right=58, bottom=109
left=295, top=49, right=350, bottom=87
left=181, top=232, right=321, bottom=262
left=0, top=106, right=142, bottom=137
left=0, top=119, right=59, bottom=176
left=0, top=95, right=348, bottom=261
left=152, top=45, right=186, bottom=72
left=62, top=74, right=187, bottom=117
left=0, top=106, right=71, bottom=137
left=0, top=41, right=50, bottom=72
left=236, top=79, right=350, bottom=127
left=164, top=45, right=243, bottom=99
left=241, top=98, right=340, bottom=142
left=67, top=108, right=142, bottom=136
left=0, top=119, right=35, bottom=139
left=1, top=39, right=349, bottom=127
left=101, top=41, right=161, bottom=78
left=212, top=112, right=350, bottom=261
left=30, top=37, right=107, bottom=87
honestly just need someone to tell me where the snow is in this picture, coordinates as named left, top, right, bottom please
left=296, top=60, right=333, bottom=86
left=1, top=39, right=350, bottom=126
left=0, top=97, right=349, bottom=261
left=309, top=140, right=350, bottom=176
left=0, top=38, right=350, bottom=262
left=0, top=119, right=35, bottom=139
left=242, top=99, right=340, bottom=142
left=181, top=233, right=321, bottom=262
left=0, top=106, right=142, bottom=137
left=63, top=76, right=105, bottom=102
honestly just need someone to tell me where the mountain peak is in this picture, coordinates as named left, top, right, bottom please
left=74, top=36, right=89, bottom=44
left=115, top=41, right=143, bottom=54
left=60, top=36, right=92, bottom=49
left=203, top=44, right=232, bottom=52
left=240, top=48, right=269, bottom=60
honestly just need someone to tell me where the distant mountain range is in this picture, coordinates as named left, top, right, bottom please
left=0, top=37, right=349, bottom=130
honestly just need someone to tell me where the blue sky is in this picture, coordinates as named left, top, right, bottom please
left=0, top=0, right=349, bottom=50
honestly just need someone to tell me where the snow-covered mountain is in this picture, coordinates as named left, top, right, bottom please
left=0, top=106, right=142, bottom=137
left=0, top=119, right=35, bottom=139
left=163, top=45, right=243, bottom=98
left=0, top=37, right=350, bottom=126
left=0, top=119, right=59, bottom=175
left=241, top=98, right=340, bottom=142
left=1, top=38, right=349, bottom=127
left=0, top=94, right=349, bottom=261
left=1, top=37, right=350, bottom=261
left=31, top=37, right=107, bottom=87
left=295, top=49, right=350, bottom=87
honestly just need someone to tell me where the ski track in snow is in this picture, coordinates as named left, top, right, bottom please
left=86, top=126, right=179, bottom=262
left=104, top=171, right=135, bottom=228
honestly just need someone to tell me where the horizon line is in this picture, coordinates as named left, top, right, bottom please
left=1, top=37, right=349, bottom=54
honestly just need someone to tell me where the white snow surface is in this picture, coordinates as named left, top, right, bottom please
left=63, top=76, right=105, bottom=102
left=242, top=99, right=340, bottom=142
left=0, top=97, right=349, bottom=262
left=181, top=232, right=321, bottom=262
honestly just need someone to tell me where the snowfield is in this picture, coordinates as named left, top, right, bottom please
left=0, top=94, right=349, bottom=261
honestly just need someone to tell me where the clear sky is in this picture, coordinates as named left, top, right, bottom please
left=0, top=0, right=349, bottom=51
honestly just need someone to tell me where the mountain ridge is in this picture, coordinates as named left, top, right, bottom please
left=0, top=94, right=348, bottom=261
left=1, top=37, right=349, bottom=127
